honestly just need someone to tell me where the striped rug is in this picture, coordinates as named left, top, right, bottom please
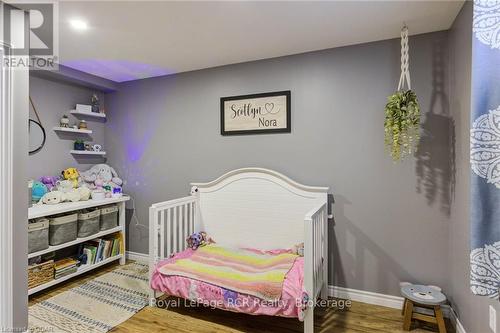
left=29, top=262, right=150, bottom=333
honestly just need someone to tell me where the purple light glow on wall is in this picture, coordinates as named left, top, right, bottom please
left=62, top=59, right=173, bottom=82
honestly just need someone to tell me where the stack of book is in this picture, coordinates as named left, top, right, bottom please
left=54, top=258, right=79, bottom=279
left=80, top=234, right=122, bottom=266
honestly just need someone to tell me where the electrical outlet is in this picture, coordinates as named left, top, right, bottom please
left=490, top=305, right=497, bottom=333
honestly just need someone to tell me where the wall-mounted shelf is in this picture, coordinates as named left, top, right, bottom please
left=53, top=126, right=92, bottom=134
left=70, top=150, right=106, bottom=156
left=70, top=110, right=106, bottom=119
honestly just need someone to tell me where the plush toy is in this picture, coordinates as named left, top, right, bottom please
left=64, top=189, right=81, bottom=202
left=78, top=186, right=91, bottom=201
left=56, top=180, right=74, bottom=193
left=62, top=167, right=80, bottom=188
left=292, top=243, right=304, bottom=257
left=39, top=191, right=64, bottom=205
left=39, top=176, right=60, bottom=191
left=186, top=231, right=213, bottom=250
left=80, top=164, right=123, bottom=190
left=31, top=181, right=48, bottom=203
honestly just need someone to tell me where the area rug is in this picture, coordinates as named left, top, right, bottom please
left=29, top=262, right=150, bottom=333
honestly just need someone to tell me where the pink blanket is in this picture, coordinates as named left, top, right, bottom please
left=151, top=248, right=306, bottom=319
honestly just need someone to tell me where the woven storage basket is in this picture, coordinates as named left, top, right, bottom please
left=28, top=260, right=54, bottom=289
left=100, top=205, right=118, bottom=231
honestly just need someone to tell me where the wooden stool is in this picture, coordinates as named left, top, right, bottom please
left=401, top=284, right=447, bottom=333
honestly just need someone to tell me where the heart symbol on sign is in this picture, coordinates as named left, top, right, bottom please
left=265, top=103, right=275, bottom=113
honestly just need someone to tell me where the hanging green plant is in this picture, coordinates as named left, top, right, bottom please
left=384, top=25, right=421, bottom=162
left=384, top=90, right=420, bottom=161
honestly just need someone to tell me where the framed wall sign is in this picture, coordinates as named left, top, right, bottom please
left=220, top=90, right=291, bottom=135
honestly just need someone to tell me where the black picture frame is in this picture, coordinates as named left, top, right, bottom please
left=220, top=90, right=291, bottom=136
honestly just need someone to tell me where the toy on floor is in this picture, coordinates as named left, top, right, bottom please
left=31, top=181, right=48, bottom=203
left=39, top=176, right=59, bottom=191
left=62, top=167, right=80, bottom=188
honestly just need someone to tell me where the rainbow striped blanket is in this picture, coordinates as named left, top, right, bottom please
left=158, top=244, right=298, bottom=301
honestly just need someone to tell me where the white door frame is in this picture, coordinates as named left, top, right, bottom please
left=0, top=3, right=29, bottom=331
left=0, top=39, right=15, bottom=333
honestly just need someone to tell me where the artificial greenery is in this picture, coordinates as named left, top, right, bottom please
left=384, top=90, right=420, bottom=161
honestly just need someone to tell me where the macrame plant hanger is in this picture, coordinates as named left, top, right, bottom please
left=397, top=25, right=411, bottom=92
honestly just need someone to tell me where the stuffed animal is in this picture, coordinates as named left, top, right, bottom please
left=39, top=191, right=64, bottom=205
left=62, top=167, right=80, bottom=188
left=292, top=243, right=304, bottom=257
left=56, top=180, right=74, bottom=193
left=31, top=181, right=48, bottom=203
left=64, top=189, right=81, bottom=202
left=80, top=164, right=123, bottom=190
left=186, top=231, right=213, bottom=250
left=39, top=176, right=60, bottom=191
left=78, top=186, right=91, bottom=201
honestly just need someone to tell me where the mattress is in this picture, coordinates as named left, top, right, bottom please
left=151, top=247, right=306, bottom=320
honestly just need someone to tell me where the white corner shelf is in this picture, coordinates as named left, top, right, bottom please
left=53, top=126, right=92, bottom=134
left=70, top=150, right=106, bottom=156
left=28, top=254, right=123, bottom=295
left=70, top=110, right=106, bottom=119
left=28, top=226, right=123, bottom=259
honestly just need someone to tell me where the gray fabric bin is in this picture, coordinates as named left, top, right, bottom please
left=49, top=213, right=78, bottom=245
left=100, top=205, right=118, bottom=230
left=77, top=209, right=100, bottom=237
left=28, top=219, right=49, bottom=253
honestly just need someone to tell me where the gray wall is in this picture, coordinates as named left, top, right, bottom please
left=448, top=2, right=498, bottom=332
left=28, top=76, right=106, bottom=180
left=105, top=31, right=453, bottom=295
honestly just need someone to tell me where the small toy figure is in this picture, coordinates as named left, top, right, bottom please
left=60, top=115, right=70, bottom=128
left=31, top=181, right=48, bottom=203
left=62, top=167, right=80, bottom=188
left=92, top=144, right=102, bottom=152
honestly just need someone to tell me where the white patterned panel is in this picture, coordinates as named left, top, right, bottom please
left=473, top=0, right=500, bottom=49
left=192, top=168, right=328, bottom=250
left=470, top=105, right=500, bottom=188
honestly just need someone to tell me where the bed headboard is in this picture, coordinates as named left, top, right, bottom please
left=191, top=168, right=328, bottom=250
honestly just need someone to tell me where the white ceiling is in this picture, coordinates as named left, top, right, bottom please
left=58, top=1, right=464, bottom=82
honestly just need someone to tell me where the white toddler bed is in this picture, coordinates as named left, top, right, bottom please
left=149, top=167, right=329, bottom=333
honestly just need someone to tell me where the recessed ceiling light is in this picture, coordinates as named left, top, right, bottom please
left=70, top=19, right=88, bottom=31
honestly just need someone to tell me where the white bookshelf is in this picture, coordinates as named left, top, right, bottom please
left=53, top=126, right=93, bottom=134
left=70, top=150, right=106, bottom=156
left=28, top=196, right=129, bottom=295
left=70, top=110, right=106, bottom=119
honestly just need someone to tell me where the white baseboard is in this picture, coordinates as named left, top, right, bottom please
left=328, top=285, right=466, bottom=333
left=126, top=251, right=149, bottom=263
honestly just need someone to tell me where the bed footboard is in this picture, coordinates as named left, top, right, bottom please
left=303, top=202, right=329, bottom=333
left=149, top=195, right=198, bottom=302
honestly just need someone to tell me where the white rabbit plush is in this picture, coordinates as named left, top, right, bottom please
left=80, top=164, right=123, bottom=189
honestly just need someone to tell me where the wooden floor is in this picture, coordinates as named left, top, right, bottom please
left=29, top=261, right=455, bottom=333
